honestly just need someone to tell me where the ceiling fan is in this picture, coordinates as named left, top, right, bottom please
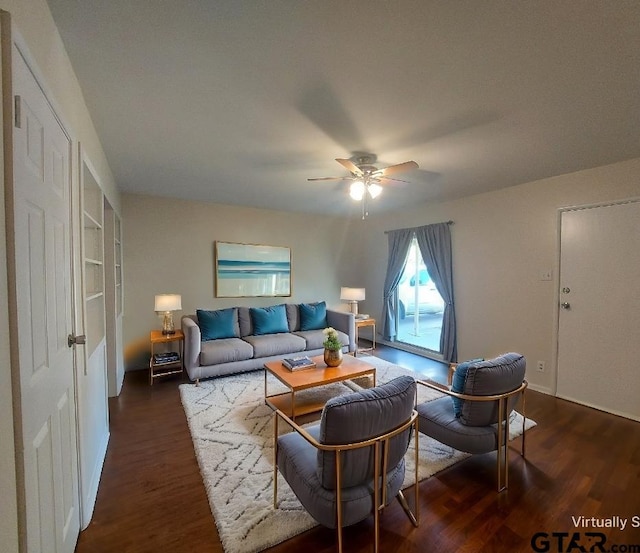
left=308, top=155, right=419, bottom=218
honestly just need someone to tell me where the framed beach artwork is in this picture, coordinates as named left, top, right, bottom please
left=215, top=241, right=291, bottom=297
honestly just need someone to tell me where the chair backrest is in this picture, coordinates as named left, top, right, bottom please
left=317, top=375, right=416, bottom=490
left=459, top=353, right=526, bottom=427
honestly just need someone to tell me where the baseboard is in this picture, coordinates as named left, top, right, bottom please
left=376, top=338, right=444, bottom=361
left=527, top=383, right=553, bottom=395
left=556, top=393, right=640, bottom=422
left=81, top=430, right=110, bottom=530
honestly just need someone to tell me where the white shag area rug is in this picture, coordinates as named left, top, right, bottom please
left=179, top=356, right=536, bottom=553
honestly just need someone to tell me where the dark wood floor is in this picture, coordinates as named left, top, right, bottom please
left=75, top=344, right=640, bottom=553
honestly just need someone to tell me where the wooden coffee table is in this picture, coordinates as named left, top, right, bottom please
left=264, top=354, right=376, bottom=420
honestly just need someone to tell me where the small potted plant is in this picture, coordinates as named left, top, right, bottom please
left=322, top=327, right=343, bottom=367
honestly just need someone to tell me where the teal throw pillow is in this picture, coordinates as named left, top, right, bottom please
left=250, top=304, right=289, bottom=335
left=197, top=308, right=239, bottom=341
left=451, top=358, right=484, bottom=417
left=299, top=301, right=328, bottom=331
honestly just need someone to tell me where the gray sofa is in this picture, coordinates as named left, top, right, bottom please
left=182, top=302, right=356, bottom=382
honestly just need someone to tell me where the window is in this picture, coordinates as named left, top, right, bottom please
left=395, top=237, right=444, bottom=353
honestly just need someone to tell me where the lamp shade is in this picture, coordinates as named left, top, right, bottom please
left=340, top=287, right=365, bottom=302
left=154, top=294, right=182, bottom=312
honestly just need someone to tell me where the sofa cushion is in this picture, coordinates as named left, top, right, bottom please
left=294, top=328, right=349, bottom=351
left=285, top=304, right=300, bottom=332
left=200, top=337, right=254, bottom=365
left=243, top=333, right=306, bottom=357
left=196, top=308, right=239, bottom=341
left=250, top=304, right=289, bottom=335
left=299, top=301, right=328, bottom=331
left=238, top=307, right=252, bottom=337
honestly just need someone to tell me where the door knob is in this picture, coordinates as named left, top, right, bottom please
left=67, top=333, right=87, bottom=348
left=560, top=302, right=571, bottom=310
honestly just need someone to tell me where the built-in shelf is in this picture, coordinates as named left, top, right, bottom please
left=84, top=211, right=102, bottom=230
left=81, top=147, right=124, bottom=397
left=114, top=216, right=123, bottom=316
left=82, top=157, right=105, bottom=357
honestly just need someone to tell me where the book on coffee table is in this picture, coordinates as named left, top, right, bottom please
left=282, top=356, right=316, bottom=371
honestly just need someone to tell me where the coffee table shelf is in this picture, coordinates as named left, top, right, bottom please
left=265, top=392, right=328, bottom=419
left=264, top=354, right=376, bottom=420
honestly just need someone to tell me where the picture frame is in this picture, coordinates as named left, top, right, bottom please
left=215, top=241, right=291, bottom=298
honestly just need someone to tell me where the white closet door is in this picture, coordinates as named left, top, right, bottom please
left=557, top=201, right=640, bottom=421
left=11, top=44, right=80, bottom=552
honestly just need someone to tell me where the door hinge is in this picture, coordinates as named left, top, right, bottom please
left=14, top=95, right=21, bottom=128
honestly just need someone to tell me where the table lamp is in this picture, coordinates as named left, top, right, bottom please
left=155, top=294, right=182, bottom=335
left=340, top=287, right=365, bottom=316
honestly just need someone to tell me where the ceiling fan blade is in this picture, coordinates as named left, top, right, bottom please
left=335, top=158, right=364, bottom=176
left=307, top=176, right=346, bottom=181
left=378, top=176, right=412, bottom=184
left=373, top=160, right=419, bottom=177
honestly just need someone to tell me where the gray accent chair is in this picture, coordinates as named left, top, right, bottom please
left=274, top=375, right=419, bottom=553
left=416, top=352, right=528, bottom=492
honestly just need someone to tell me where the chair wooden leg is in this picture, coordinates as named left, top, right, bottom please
left=496, top=397, right=508, bottom=492
left=396, top=490, right=418, bottom=527
left=373, top=442, right=380, bottom=553
left=496, top=441, right=509, bottom=492
left=273, top=415, right=278, bottom=509
left=521, top=392, right=527, bottom=458
left=395, top=422, right=420, bottom=527
left=336, top=451, right=343, bottom=553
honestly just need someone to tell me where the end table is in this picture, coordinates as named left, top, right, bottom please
left=354, top=318, right=376, bottom=356
left=149, top=329, right=184, bottom=385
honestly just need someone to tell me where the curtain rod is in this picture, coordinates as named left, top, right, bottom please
left=384, top=220, right=454, bottom=234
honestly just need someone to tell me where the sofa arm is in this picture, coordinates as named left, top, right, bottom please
left=326, top=309, right=356, bottom=353
left=181, top=316, right=201, bottom=375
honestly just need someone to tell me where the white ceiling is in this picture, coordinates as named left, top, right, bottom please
left=46, top=0, right=640, bottom=217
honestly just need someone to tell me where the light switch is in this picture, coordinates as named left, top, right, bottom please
left=540, top=270, right=553, bottom=281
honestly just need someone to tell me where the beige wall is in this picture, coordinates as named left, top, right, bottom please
left=0, top=1, right=120, bottom=550
left=0, top=0, right=120, bottom=209
left=123, top=158, right=640, bottom=385
left=122, top=194, right=360, bottom=368
left=354, top=157, right=640, bottom=393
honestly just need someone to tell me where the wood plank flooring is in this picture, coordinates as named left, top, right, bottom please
left=75, top=345, right=640, bottom=553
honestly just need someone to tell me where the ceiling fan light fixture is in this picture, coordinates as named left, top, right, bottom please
left=309, top=156, right=419, bottom=217
left=349, top=180, right=365, bottom=201
left=368, top=183, right=382, bottom=199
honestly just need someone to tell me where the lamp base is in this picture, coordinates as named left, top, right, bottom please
left=348, top=300, right=359, bottom=316
left=162, top=312, right=175, bottom=335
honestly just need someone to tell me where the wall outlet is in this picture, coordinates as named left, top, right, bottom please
left=537, top=360, right=545, bottom=372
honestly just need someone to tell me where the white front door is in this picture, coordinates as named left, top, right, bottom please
left=556, top=201, right=640, bottom=421
left=10, top=43, right=80, bottom=552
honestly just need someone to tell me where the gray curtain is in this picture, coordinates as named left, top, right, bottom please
left=381, top=229, right=413, bottom=340
left=415, top=223, right=457, bottom=362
